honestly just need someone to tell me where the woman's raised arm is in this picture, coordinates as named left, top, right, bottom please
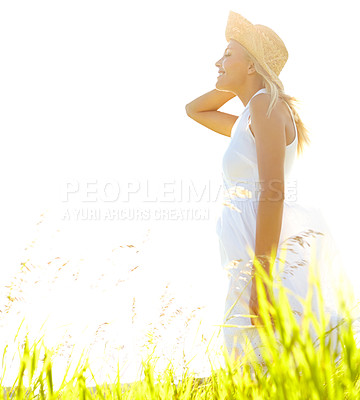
left=185, top=89, right=237, bottom=138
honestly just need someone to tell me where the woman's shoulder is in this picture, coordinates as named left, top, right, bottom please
left=249, top=92, right=287, bottom=120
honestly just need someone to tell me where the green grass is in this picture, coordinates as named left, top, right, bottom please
left=1, top=258, right=360, bottom=399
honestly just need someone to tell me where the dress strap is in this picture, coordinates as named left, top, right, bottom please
left=244, top=88, right=267, bottom=111
left=246, top=93, right=298, bottom=146
left=245, top=88, right=267, bottom=127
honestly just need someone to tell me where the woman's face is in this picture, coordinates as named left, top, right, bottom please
left=215, top=39, right=252, bottom=92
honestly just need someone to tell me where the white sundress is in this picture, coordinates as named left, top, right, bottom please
left=216, top=87, right=349, bottom=363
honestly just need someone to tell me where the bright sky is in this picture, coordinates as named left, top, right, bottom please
left=0, top=0, right=359, bottom=386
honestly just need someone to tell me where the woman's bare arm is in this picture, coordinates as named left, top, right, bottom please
left=249, top=94, right=287, bottom=276
left=185, top=89, right=237, bottom=137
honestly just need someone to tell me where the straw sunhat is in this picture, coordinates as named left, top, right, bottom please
left=225, top=10, right=288, bottom=88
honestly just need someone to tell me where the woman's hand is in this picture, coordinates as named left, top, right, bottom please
left=249, top=280, right=275, bottom=330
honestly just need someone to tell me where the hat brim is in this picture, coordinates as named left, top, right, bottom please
left=225, top=11, right=254, bottom=44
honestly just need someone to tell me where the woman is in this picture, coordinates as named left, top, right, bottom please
left=186, top=11, right=347, bottom=364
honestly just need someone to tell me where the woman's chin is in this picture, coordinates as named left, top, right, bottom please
left=215, top=77, right=230, bottom=91
left=215, top=81, right=224, bottom=90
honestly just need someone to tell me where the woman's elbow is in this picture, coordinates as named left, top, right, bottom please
left=259, top=181, right=285, bottom=202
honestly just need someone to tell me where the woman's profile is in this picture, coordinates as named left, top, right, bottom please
left=186, top=10, right=347, bottom=365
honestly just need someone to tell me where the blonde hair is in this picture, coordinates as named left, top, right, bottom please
left=245, top=51, right=311, bottom=156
